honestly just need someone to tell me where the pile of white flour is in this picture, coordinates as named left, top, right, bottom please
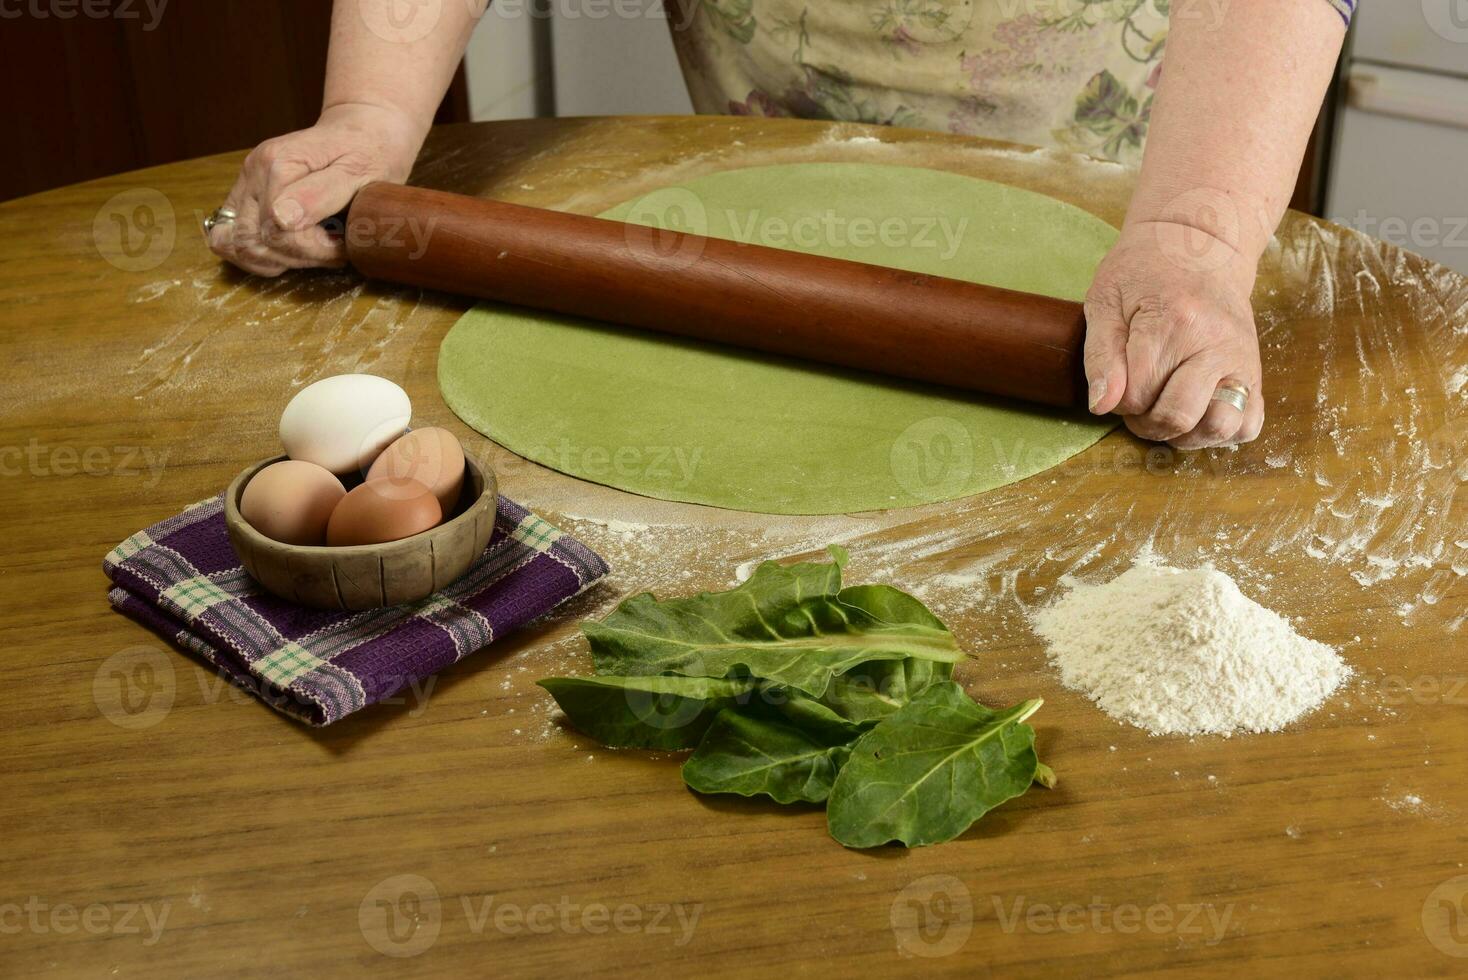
left=1031, top=561, right=1350, bottom=736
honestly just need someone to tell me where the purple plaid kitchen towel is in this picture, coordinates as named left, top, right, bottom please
left=103, top=494, right=609, bottom=726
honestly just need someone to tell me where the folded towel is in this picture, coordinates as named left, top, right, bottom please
left=104, top=494, right=609, bottom=726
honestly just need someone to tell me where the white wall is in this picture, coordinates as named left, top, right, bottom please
left=463, top=1, right=691, bottom=121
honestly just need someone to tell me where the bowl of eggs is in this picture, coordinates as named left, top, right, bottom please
left=224, top=374, right=497, bottom=610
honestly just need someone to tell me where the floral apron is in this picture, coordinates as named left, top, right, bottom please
left=666, top=0, right=1350, bottom=160
left=665, top=0, right=1176, bottom=164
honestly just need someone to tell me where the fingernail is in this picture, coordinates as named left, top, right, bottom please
left=1087, top=379, right=1107, bottom=413
left=273, top=199, right=305, bottom=229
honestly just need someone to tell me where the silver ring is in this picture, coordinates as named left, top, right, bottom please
left=1211, top=382, right=1249, bottom=413
left=203, top=206, right=237, bottom=234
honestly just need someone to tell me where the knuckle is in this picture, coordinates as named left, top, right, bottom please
left=1126, top=304, right=1167, bottom=338
left=1123, top=416, right=1160, bottom=442
left=228, top=225, right=257, bottom=248
left=243, top=254, right=286, bottom=277
left=1126, top=418, right=1163, bottom=441
left=1148, top=408, right=1194, bottom=436
left=248, top=138, right=293, bottom=173
left=1198, top=416, right=1235, bottom=441
left=1115, top=391, right=1150, bottom=417
left=1163, top=300, right=1205, bottom=333
left=1082, top=283, right=1113, bottom=314
left=1133, top=295, right=1208, bottom=339
left=265, top=157, right=295, bottom=185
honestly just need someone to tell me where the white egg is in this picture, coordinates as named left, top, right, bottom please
left=279, top=374, right=412, bottom=475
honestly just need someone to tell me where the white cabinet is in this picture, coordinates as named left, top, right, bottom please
left=464, top=4, right=690, bottom=121
left=551, top=5, right=692, bottom=116
left=1351, top=2, right=1468, bottom=79
left=1325, top=7, right=1468, bottom=274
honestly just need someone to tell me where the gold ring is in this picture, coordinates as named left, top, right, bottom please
left=1211, top=381, right=1249, bottom=413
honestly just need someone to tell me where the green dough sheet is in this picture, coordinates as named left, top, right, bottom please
left=439, top=163, right=1118, bottom=515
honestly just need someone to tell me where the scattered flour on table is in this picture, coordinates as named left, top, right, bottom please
left=1030, top=560, right=1351, bottom=736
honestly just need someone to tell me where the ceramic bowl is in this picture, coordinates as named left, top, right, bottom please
left=224, top=453, right=497, bottom=610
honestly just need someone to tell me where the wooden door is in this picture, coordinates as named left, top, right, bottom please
left=0, top=0, right=468, bottom=201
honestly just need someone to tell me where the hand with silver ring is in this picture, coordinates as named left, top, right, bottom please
left=203, top=207, right=237, bottom=235
left=207, top=103, right=427, bottom=277
left=1211, top=381, right=1250, bottom=414
left=1082, top=222, right=1265, bottom=450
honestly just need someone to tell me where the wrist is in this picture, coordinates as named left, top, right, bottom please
left=1123, top=180, right=1275, bottom=259
left=1122, top=218, right=1261, bottom=293
left=319, top=100, right=430, bottom=160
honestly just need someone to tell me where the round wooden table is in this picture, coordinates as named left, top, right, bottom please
left=1, top=116, right=1463, bottom=976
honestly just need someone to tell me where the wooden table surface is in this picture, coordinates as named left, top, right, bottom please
left=1, top=116, right=1464, bottom=978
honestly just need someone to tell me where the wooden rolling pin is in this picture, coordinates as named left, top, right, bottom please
left=345, top=182, right=1090, bottom=408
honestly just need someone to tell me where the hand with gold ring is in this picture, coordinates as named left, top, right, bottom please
left=1081, top=222, right=1265, bottom=450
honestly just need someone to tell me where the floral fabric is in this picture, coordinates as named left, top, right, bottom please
left=665, top=1, right=1352, bottom=165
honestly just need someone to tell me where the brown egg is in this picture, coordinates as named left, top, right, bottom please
left=367, top=427, right=466, bottom=516
left=326, top=477, right=442, bottom=547
left=239, top=460, right=346, bottom=546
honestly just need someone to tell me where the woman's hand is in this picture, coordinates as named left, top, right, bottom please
left=1082, top=221, right=1264, bottom=450
left=207, top=102, right=426, bottom=277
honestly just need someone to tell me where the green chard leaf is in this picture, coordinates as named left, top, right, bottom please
left=536, top=548, right=1054, bottom=849
left=536, top=675, right=757, bottom=750
left=815, top=656, right=952, bottom=724
left=682, top=708, right=855, bottom=804
left=762, top=686, right=867, bottom=742
left=581, top=547, right=962, bottom=697
left=835, top=582, right=945, bottom=630
left=826, top=682, right=1044, bottom=849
